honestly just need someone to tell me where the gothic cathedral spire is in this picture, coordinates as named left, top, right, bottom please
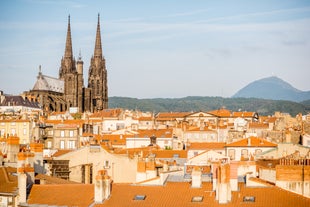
left=94, top=14, right=102, bottom=58
left=64, top=15, right=73, bottom=59
left=88, top=13, right=108, bottom=111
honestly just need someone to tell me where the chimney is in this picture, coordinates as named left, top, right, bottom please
left=216, top=163, right=231, bottom=204
left=6, top=135, right=20, bottom=162
left=191, top=166, right=202, bottom=188
left=18, top=172, right=27, bottom=204
left=94, top=170, right=112, bottom=203
left=30, top=142, right=44, bottom=174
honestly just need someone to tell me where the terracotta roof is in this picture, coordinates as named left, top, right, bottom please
left=95, top=182, right=310, bottom=207
left=134, top=129, right=174, bottom=138
left=232, top=111, right=255, bottom=118
left=208, top=108, right=231, bottom=117
left=35, top=174, right=79, bottom=184
left=28, top=184, right=94, bottom=207
left=94, top=134, right=128, bottom=145
left=114, top=147, right=188, bottom=159
left=188, top=142, right=226, bottom=150
left=138, top=116, right=153, bottom=121
left=226, top=137, right=277, bottom=147
left=249, top=122, right=269, bottom=128
left=51, top=149, right=73, bottom=157
left=90, top=108, right=122, bottom=118
left=0, top=166, right=17, bottom=194
left=155, top=112, right=191, bottom=121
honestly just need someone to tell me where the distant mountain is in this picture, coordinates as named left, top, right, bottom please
left=232, top=76, right=310, bottom=102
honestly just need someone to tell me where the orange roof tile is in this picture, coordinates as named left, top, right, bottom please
left=232, top=111, right=255, bottom=118
left=28, top=184, right=94, bottom=207
left=188, top=142, right=226, bottom=150
left=0, top=166, right=17, bottom=194
left=95, top=182, right=310, bottom=207
left=226, top=137, right=277, bottom=147
left=208, top=108, right=232, bottom=117
left=135, top=129, right=174, bottom=138
left=35, top=174, right=79, bottom=184
left=51, top=150, right=73, bottom=157
left=155, top=112, right=191, bottom=121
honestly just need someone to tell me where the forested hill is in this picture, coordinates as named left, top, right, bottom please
left=109, top=96, right=309, bottom=116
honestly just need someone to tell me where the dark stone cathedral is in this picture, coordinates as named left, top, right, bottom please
left=24, top=15, right=108, bottom=113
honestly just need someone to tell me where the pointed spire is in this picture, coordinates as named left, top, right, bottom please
left=94, top=13, right=102, bottom=58
left=64, top=15, right=73, bottom=59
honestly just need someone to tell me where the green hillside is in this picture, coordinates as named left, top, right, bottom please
left=109, top=96, right=308, bottom=116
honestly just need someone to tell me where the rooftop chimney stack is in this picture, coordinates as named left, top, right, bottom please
left=216, top=163, right=231, bottom=204
left=94, top=170, right=112, bottom=203
left=191, top=166, right=202, bottom=188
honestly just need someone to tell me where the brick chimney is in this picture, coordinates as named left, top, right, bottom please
left=94, top=170, right=112, bottom=204
left=216, top=163, right=231, bottom=204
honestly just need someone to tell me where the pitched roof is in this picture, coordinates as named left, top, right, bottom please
left=208, top=108, right=232, bottom=117
left=188, top=142, right=226, bottom=150
left=134, top=129, right=174, bottom=138
left=0, top=166, right=17, bottom=194
left=94, top=182, right=310, bottom=207
left=35, top=174, right=78, bottom=184
left=0, top=95, right=40, bottom=108
left=226, top=137, right=277, bottom=147
left=27, top=184, right=94, bottom=207
left=32, top=72, right=64, bottom=93
left=155, top=112, right=191, bottom=121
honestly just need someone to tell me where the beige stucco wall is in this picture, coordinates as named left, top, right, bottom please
left=55, top=146, right=137, bottom=183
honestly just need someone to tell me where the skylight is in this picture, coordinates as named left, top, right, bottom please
left=243, top=196, right=255, bottom=202
left=191, top=196, right=203, bottom=202
left=133, top=195, right=146, bottom=200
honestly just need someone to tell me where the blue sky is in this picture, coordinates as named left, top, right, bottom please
left=0, top=0, right=309, bottom=98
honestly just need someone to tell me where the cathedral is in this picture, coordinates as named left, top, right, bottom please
left=24, top=15, right=108, bottom=113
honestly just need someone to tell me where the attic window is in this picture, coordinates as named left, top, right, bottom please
left=133, top=195, right=146, bottom=200
left=243, top=196, right=255, bottom=202
left=191, top=196, right=203, bottom=202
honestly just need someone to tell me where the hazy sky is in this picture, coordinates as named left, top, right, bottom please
left=0, top=0, right=309, bottom=98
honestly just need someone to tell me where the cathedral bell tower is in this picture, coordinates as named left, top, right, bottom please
left=88, top=14, right=108, bottom=111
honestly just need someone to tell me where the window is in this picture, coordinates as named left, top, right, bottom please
left=104, top=160, right=110, bottom=169
left=191, top=196, right=203, bottom=202
left=255, top=149, right=262, bottom=155
left=60, top=140, right=65, bottom=149
left=69, top=130, right=74, bottom=137
left=133, top=195, right=146, bottom=200
left=0, top=129, right=4, bottom=137
left=241, top=149, right=249, bottom=159
left=243, top=196, right=255, bottom=202
left=23, top=128, right=27, bottom=135
left=228, top=149, right=235, bottom=160
left=47, top=141, right=52, bottom=149
left=60, top=131, right=65, bottom=137
left=11, top=122, right=16, bottom=126
left=68, top=140, right=76, bottom=149
left=11, top=129, right=16, bottom=135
